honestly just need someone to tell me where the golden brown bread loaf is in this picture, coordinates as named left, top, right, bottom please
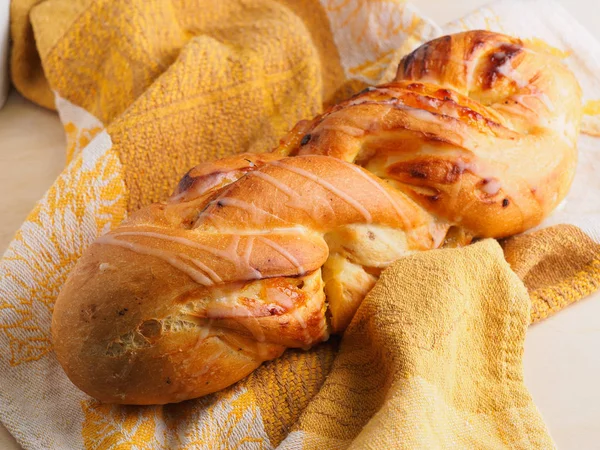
left=52, top=31, right=582, bottom=405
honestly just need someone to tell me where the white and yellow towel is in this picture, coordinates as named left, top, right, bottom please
left=1, top=0, right=600, bottom=448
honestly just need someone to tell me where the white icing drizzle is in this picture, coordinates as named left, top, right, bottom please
left=169, top=171, right=239, bottom=204
left=253, top=341, right=274, bottom=360
left=464, top=56, right=478, bottom=90
left=215, top=197, right=280, bottom=224
left=510, top=93, right=555, bottom=115
left=266, top=287, right=295, bottom=310
left=249, top=171, right=318, bottom=221
left=410, top=53, right=482, bottom=90
left=344, top=163, right=410, bottom=228
left=194, top=319, right=213, bottom=343
left=337, top=93, right=481, bottom=136
left=224, top=235, right=262, bottom=279
left=271, top=160, right=372, bottom=223
left=110, top=231, right=232, bottom=270
left=242, top=236, right=255, bottom=270
left=291, top=309, right=312, bottom=345
left=205, top=302, right=266, bottom=343
left=292, top=309, right=308, bottom=329
left=188, top=348, right=225, bottom=378
left=494, top=101, right=529, bottom=119
left=196, top=208, right=230, bottom=231
left=429, top=222, right=450, bottom=249
left=256, top=236, right=305, bottom=274
left=406, top=107, right=448, bottom=126
left=481, top=178, right=502, bottom=196
left=100, top=231, right=260, bottom=281
left=345, top=97, right=375, bottom=108
left=344, top=228, right=411, bottom=267
left=538, top=93, right=555, bottom=112
left=205, top=302, right=253, bottom=318
left=194, top=184, right=236, bottom=230
left=372, top=87, right=403, bottom=98
left=496, top=58, right=528, bottom=88
left=318, top=124, right=365, bottom=137
left=342, top=93, right=399, bottom=109
left=177, top=252, right=222, bottom=284
left=97, top=234, right=214, bottom=285
left=511, top=95, right=537, bottom=113
left=212, top=226, right=307, bottom=236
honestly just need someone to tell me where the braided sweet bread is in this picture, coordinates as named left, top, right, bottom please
left=52, top=31, right=582, bottom=404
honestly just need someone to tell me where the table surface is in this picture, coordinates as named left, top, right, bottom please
left=1, top=1, right=599, bottom=449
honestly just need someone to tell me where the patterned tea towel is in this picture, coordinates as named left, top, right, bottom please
left=2, top=0, right=600, bottom=448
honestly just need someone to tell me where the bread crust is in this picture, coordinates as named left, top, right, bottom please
left=52, top=31, right=581, bottom=404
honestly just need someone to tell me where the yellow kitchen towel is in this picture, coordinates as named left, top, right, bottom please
left=279, top=240, right=554, bottom=449
left=1, top=0, right=599, bottom=449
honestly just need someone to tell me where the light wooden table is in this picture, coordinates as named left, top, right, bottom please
left=1, top=1, right=598, bottom=448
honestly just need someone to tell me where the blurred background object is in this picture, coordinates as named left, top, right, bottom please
left=0, top=0, right=9, bottom=108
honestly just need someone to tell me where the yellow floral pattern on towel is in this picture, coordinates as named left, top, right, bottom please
left=0, top=125, right=126, bottom=367
left=320, top=0, right=440, bottom=84
left=64, top=123, right=103, bottom=164
left=81, top=401, right=160, bottom=450
left=81, top=385, right=271, bottom=450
